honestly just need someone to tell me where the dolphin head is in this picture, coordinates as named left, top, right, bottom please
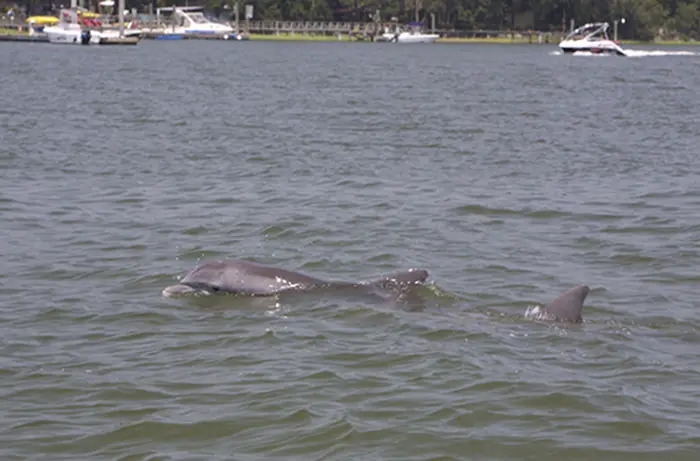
left=162, top=261, right=231, bottom=297
left=162, top=283, right=202, bottom=296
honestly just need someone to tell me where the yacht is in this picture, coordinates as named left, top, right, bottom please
left=151, top=6, right=234, bottom=38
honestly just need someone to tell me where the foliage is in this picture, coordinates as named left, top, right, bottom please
left=30, top=0, right=699, bottom=40
left=223, top=0, right=697, bottom=39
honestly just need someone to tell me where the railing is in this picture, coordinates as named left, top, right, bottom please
left=242, top=20, right=381, bottom=35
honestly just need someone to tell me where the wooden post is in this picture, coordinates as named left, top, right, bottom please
left=234, top=1, right=239, bottom=36
left=118, top=0, right=124, bottom=38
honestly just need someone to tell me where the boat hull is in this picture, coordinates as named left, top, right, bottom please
left=382, top=32, right=439, bottom=44
left=559, top=40, right=626, bottom=56
left=44, top=26, right=101, bottom=44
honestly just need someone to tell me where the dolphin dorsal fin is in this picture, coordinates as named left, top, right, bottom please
left=544, top=285, right=590, bottom=323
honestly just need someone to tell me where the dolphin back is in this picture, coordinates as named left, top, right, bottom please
left=369, top=269, right=429, bottom=290
left=165, top=260, right=429, bottom=297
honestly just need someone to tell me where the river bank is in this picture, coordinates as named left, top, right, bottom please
left=2, top=27, right=697, bottom=46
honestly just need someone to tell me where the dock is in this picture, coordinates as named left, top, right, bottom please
left=100, top=36, right=140, bottom=45
left=0, top=33, right=48, bottom=42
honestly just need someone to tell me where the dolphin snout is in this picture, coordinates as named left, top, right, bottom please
left=162, top=284, right=198, bottom=297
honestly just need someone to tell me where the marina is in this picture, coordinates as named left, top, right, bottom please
left=1, top=3, right=565, bottom=45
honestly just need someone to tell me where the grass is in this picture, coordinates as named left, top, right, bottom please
left=248, top=33, right=698, bottom=46
left=248, top=32, right=353, bottom=42
left=0, top=27, right=29, bottom=36
left=437, top=36, right=540, bottom=44
left=439, top=36, right=699, bottom=45
left=621, top=39, right=698, bottom=45
left=2, top=26, right=695, bottom=46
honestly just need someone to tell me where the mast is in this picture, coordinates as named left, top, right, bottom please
left=118, top=0, right=124, bottom=38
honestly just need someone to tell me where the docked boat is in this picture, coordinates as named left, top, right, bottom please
left=43, top=8, right=141, bottom=45
left=559, top=22, right=627, bottom=56
left=149, top=6, right=234, bottom=38
left=92, top=2, right=143, bottom=40
left=43, top=9, right=102, bottom=44
left=381, top=22, right=439, bottom=43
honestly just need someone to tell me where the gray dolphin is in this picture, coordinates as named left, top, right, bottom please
left=162, top=259, right=429, bottom=297
left=528, top=284, right=590, bottom=323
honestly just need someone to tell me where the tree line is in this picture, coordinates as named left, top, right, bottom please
left=201, top=0, right=698, bottom=40
left=12, top=0, right=700, bottom=40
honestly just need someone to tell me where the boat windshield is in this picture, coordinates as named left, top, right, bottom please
left=188, top=12, right=208, bottom=24
left=565, top=23, right=609, bottom=41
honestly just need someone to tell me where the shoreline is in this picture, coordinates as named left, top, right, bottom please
left=243, top=33, right=700, bottom=46
left=2, top=28, right=697, bottom=46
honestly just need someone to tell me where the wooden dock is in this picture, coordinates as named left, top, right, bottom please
left=0, top=33, right=48, bottom=42
left=0, top=33, right=139, bottom=45
left=100, top=36, right=140, bottom=45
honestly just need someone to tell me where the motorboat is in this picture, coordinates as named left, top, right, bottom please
left=150, top=6, right=234, bottom=38
left=381, top=22, right=439, bottom=43
left=43, top=8, right=141, bottom=44
left=559, top=22, right=627, bottom=56
left=43, top=9, right=102, bottom=44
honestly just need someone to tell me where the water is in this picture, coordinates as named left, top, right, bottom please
left=1, top=40, right=700, bottom=460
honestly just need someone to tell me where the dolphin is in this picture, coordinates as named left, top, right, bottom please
left=527, top=284, right=590, bottom=323
left=162, top=259, right=429, bottom=297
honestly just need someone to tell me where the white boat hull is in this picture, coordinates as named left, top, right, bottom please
left=559, top=39, right=626, bottom=56
left=100, top=28, right=142, bottom=39
left=44, top=26, right=101, bottom=45
left=144, top=25, right=234, bottom=38
left=382, top=32, right=439, bottom=43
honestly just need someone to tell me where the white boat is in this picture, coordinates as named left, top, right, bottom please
left=99, top=27, right=142, bottom=40
left=43, top=9, right=102, bottom=44
left=381, top=22, right=439, bottom=44
left=94, top=1, right=143, bottom=40
left=559, top=22, right=627, bottom=56
left=151, top=6, right=234, bottom=38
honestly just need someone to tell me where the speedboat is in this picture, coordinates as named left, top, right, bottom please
left=381, top=22, right=439, bottom=44
left=559, top=22, right=627, bottom=56
left=43, top=9, right=101, bottom=44
left=150, top=6, right=234, bottom=38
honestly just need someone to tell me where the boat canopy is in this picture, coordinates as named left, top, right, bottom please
left=563, top=22, right=610, bottom=42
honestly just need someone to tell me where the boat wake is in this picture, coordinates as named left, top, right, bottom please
left=568, top=49, right=697, bottom=58
left=571, top=51, right=612, bottom=57
left=623, top=49, right=698, bottom=57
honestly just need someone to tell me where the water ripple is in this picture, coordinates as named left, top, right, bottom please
left=1, top=41, right=700, bottom=460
